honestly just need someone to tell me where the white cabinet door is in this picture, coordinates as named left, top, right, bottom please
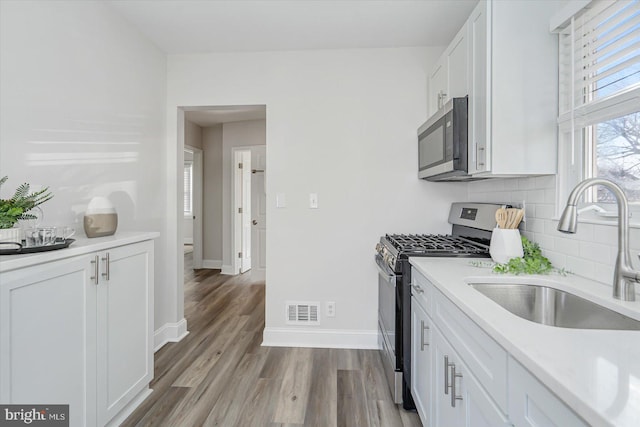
left=467, top=0, right=490, bottom=174
left=508, top=358, right=588, bottom=427
left=428, top=56, right=448, bottom=116
left=432, top=326, right=465, bottom=426
left=411, top=297, right=432, bottom=426
left=96, top=241, right=153, bottom=426
left=432, top=327, right=509, bottom=427
left=446, top=23, right=469, bottom=100
left=0, top=256, right=97, bottom=427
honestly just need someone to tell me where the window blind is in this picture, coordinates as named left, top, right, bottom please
left=184, top=162, right=193, bottom=215
left=558, top=0, right=640, bottom=126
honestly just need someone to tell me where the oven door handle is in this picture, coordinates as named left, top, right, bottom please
left=375, top=255, right=396, bottom=281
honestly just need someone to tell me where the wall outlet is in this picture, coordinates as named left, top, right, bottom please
left=326, top=301, right=336, bottom=317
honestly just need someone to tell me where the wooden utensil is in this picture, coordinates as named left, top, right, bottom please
left=495, top=208, right=508, bottom=229
left=505, top=208, right=524, bottom=229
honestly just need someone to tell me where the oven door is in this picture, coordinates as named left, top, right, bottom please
left=376, top=254, right=403, bottom=403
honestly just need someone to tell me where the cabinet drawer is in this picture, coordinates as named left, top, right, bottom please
left=433, top=287, right=508, bottom=412
left=411, top=268, right=434, bottom=316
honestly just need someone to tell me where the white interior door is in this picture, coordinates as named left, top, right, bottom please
left=251, top=146, right=266, bottom=282
left=190, top=147, right=203, bottom=269
left=240, top=151, right=252, bottom=273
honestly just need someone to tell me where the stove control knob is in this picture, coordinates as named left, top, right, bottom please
left=375, top=243, right=381, bottom=253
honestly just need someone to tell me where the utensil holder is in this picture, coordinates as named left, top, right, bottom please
left=490, top=228, right=524, bottom=264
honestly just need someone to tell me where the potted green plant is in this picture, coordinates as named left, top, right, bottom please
left=0, top=176, right=53, bottom=243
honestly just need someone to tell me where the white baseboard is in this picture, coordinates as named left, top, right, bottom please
left=262, top=327, right=380, bottom=349
left=105, top=387, right=153, bottom=427
left=154, top=319, right=189, bottom=352
left=221, top=264, right=236, bottom=275
left=202, top=259, right=223, bottom=269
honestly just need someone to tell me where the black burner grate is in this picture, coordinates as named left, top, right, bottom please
left=386, top=234, right=489, bottom=255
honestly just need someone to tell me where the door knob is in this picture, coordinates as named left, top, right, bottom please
left=252, top=220, right=258, bottom=225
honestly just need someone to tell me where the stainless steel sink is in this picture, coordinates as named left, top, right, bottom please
left=468, top=283, right=640, bottom=330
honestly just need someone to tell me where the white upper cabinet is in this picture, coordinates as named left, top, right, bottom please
left=428, top=56, right=448, bottom=115
left=467, top=0, right=558, bottom=176
left=428, top=23, right=469, bottom=116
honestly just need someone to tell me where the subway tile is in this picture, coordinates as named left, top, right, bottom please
left=524, top=203, right=536, bottom=219
left=526, top=189, right=546, bottom=203
left=535, top=204, right=555, bottom=220
left=534, top=175, right=556, bottom=189
left=554, top=237, right=580, bottom=256
left=503, top=179, right=519, bottom=190
left=510, top=191, right=526, bottom=204
left=593, top=224, right=617, bottom=247
left=565, top=255, right=596, bottom=278
left=543, top=250, right=567, bottom=270
left=579, top=241, right=614, bottom=263
left=517, top=178, right=535, bottom=190
left=544, top=188, right=557, bottom=204
left=525, top=218, right=545, bottom=234
left=469, top=179, right=504, bottom=193
left=533, top=233, right=555, bottom=251
left=593, top=262, right=615, bottom=286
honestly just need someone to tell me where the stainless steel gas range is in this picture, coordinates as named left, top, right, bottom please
left=375, top=202, right=505, bottom=408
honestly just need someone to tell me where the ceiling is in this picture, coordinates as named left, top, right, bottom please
left=184, top=106, right=266, bottom=127
left=106, top=0, right=479, bottom=54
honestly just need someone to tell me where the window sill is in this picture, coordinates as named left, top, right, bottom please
left=550, top=216, right=640, bottom=229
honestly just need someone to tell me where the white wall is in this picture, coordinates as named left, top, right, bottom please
left=185, top=119, right=203, bottom=150
left=222, top=120, right=266, bottom=271
left=0, top=1, right=171, bottom=335
left=468, top=177, right=640, bottom=291
left=166, top=48, right=467, bottom=347
left=202, top=125, right=223, bottom=263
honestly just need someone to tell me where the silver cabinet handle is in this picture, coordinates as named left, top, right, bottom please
left=444, top=355, right=451, bottom=394
left=101, top=252, right=110, bottom=281
left=450, top=364, right=463, bottom=407
left=411, top=284, right=424, bottom=294
left=420, top=320, right=429, bottom=351
left=90, top=255, right=99, bottom=285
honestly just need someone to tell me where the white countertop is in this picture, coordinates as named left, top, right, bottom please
left=409, top=257, right=640, bottom=427
left=0, top=231, right=160, bottom=273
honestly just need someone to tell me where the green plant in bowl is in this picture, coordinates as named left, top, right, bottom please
left=0, top=176, right=53, bottom=229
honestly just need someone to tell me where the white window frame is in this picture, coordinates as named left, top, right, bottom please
left=555, top=0, right=640, bottom=222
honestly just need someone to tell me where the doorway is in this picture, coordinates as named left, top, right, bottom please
left=177, top=105, right=267, bottom=291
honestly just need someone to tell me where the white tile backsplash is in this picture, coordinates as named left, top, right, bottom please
left=468, top=175, right=624, bottom=289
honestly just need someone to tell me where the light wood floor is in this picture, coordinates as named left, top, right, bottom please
left=121, top=252, right=422, bottom=427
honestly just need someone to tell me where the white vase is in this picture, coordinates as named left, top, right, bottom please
left=0, top=227, right=22, bottom=244
left=490, top=228, right=524, bottom=264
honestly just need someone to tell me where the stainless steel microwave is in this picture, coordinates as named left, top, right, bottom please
left=418, top=96, right=470, bottom=181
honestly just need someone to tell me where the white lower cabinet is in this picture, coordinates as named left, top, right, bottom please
left=96, top=242, right=154, bottom=426
left=432, top=326, right=509, bottom=427
left=411, top=296, right=432, bottom=426
left=410, top=267, right=585, bottom=427
left=0, top=239, right=154, bottom=427
left=508, top=358, right=588, bottom=427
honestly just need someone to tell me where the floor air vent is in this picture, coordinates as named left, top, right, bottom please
left=286, top=302, right=320, bottom=325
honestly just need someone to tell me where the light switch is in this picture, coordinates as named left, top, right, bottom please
left=276, top=193, right=286, bottom=208
left=309, top=193, right=318, bottom=209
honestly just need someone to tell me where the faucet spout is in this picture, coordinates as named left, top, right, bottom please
left=557, top=178, right=637, bottom=301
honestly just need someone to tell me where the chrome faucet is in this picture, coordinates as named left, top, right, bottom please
left=558, top=178, right=639, bottom=301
